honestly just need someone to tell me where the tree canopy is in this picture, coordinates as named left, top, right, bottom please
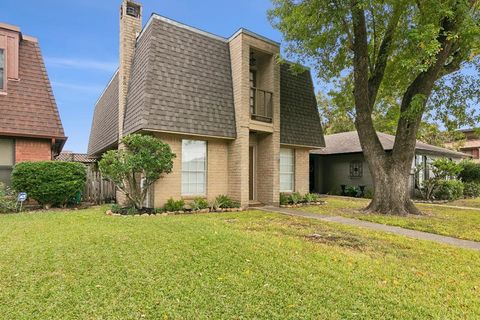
left=270, top=0, right=480, bottom=215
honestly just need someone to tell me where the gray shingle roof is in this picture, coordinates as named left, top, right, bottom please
left=123, top=17, right=237, bottom=139
left=312, top=131, right=470, bottom=158
left=280, top=64, right=325, bottom=148
left=87, top=72, right=119, bottom=156
left=88, top=16, right=326, bottom=155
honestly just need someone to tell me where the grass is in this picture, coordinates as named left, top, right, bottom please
left=302, top=196, right=480, bottom=241
left=449, top=197, right=480, bottom=208
left=0, top=207, right=480, bottom=319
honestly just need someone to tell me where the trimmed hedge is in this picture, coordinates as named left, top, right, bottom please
left=12, top=161, right=86, bottom=208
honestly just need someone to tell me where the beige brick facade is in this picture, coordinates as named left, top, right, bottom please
left=116, top=6, right=315, bottom=209
left=151, top=132, right=229, bottom=208
left=294, top=147, right=310, bottom=195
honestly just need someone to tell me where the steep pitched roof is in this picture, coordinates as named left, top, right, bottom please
left=123, top=16, right=237, bottom=139
left=280, top=64, right=325, bottom=148
left=88, top=15, right=326, bottom=155
left=312, top=131, right=470, bottom=158
left=87, top=72, right=119, bottom=155
left=0, top=37, right=65, bottom=141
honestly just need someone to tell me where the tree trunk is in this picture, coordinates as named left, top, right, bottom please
left=365, top=161, right=421, bottom=216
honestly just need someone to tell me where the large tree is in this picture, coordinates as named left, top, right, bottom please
left=270, top=0, right=480, bottom=215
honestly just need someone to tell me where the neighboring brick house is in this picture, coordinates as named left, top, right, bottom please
left=0, top=23, right=66, bottom=186
left=311, top=131, right=469, bottom=197
left=88, top=1, right=325, bottom=208
left=445, top=128, right=480, bottom=162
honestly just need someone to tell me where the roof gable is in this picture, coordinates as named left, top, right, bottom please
left=123, top=17, right=237, bottom=139
left=280, top=63, right=325, bottom=148
left=0, top=38, right=65, bottom=140
left=88, top=72, right=119, bottom=155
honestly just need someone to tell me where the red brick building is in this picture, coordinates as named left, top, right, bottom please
left=0, top=22, right=66, bottom=186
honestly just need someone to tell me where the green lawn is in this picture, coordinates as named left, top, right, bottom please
left=0, top=207, right=479, bottom=319
left=449, top=197, right=480, bottom=208
left=302, top=196, right=480, bottom=241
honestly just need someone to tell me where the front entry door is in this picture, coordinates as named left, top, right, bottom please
left=249, top=146, right=255, bottom=201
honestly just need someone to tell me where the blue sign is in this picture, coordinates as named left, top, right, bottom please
left=17, top=192, right=27, bottom=202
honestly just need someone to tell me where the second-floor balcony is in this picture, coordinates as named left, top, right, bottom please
left=250, top=87, right=273, bottom=123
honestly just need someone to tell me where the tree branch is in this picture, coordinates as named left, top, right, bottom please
left=368, top=4, right=403, bottom=109
left=351, top=0, right=386, bottom=160
left=392, top=14, right=459, bottom=164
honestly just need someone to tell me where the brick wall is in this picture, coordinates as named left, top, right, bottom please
left=119, top=0, right=142, bottom=139
left=152, top=133, right=229, bottom=208
left=294, top=148, right=310, bottom=195
left=228, top=31, right=281, bottom=207
left=15, top=138, right=52, bottom=163
left=228, top=33, right=250, bottom=207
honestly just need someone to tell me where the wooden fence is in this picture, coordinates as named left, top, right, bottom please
left=83, top=165, right=116, bottom=204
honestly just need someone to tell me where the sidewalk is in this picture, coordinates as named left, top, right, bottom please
left=259, top=206, right=480, bottom=251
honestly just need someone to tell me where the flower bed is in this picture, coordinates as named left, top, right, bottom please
left=106, top=207, right=243, bottom=217
left=280, top=201, right=325, bottom=208
left=108, top=195, right=243, bottom=217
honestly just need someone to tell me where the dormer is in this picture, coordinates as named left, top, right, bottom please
left=0, top=22, right=20, bottom=93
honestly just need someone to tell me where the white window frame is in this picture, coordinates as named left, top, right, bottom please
left=181, top=140, right=207, bottom=196
left=280, top=148, right=295, bottom=193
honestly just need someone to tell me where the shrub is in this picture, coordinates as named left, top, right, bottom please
left=164, top=198, right=185, bottom=212
left=126, top=207, right=139, bottom=215
left=191, top=198, right=209, bottom=211
left=463, top=181, right=480, bottom=198
left=214, top=195, right=240, bottom=209
left=280, top=193, right=291, bottom=205
left=0, top=183, right=16, bottom=213
left=304, top=193, right=320, bottom=203
left=99, top=134, right=176, bottom=209
left=111, top=204, right=122, bottom=214
left=345, top=186, right=358, bottom=197
left=290, top=192, right=302, bottom=204
left=459, top=160, right=480, bottom=183
left=12, top=161, right=86, bottom=208
left=433, top=180, right=464, bottom=201
left=421, top=158, right=463, bottom=200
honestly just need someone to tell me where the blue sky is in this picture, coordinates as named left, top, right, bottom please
left=0, top=0, right=290, bottom=152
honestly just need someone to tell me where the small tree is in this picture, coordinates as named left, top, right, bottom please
left=99, top=134, right=176, bottom=209
left=421, top=158, right=462, bottom=200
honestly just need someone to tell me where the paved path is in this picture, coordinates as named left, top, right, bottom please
left=259, top=206, right=480, bottom=251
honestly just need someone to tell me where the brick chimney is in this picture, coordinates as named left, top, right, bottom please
left=118, top=0, right=142, bottom=139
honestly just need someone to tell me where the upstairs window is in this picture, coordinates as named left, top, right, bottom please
left=0, top=49, right=4, bottom=91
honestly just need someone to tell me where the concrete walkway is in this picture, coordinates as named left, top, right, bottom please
left=259, top=206, right=480, bottom=251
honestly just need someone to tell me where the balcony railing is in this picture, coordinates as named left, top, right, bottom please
left=250, top=87, right=273, bottom=123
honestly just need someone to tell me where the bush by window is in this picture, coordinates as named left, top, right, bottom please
left=12, top=161, right=86, bottom=208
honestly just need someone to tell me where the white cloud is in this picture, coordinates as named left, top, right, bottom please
left=45, top=57, right=117, bottom=72
left=51, top=81, right=104, bottom=93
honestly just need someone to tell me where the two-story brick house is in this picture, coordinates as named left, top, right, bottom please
left=0, top=23, right=66, bottom=186
left=446, top=128, right=480, bottom=162
left=88, top=1, right=324, bottom=208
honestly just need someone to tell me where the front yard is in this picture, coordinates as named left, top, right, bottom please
left=302, top=196, right=480, bottom=241
left=0, top=207, right=479, bottom=319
